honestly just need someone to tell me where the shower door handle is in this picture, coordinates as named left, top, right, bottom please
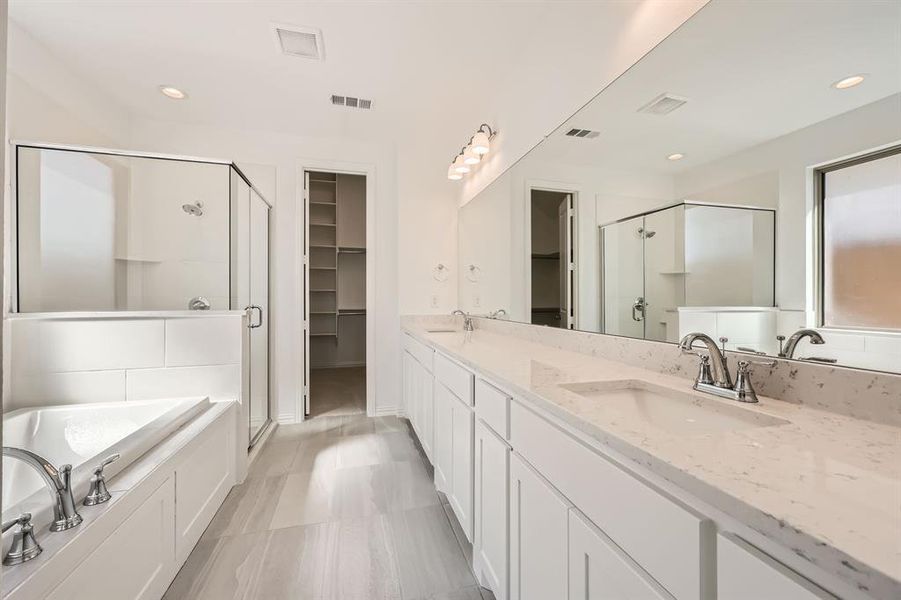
left=631, top=297, right=645, bottom=322
left=245, top=305, right=263, bottom=328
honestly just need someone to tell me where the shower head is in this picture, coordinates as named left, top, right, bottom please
left=182, top=201, right=203, bottom=216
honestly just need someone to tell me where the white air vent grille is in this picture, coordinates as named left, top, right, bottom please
left=638, top=93, right=688, bottom=115
left=273, top=24, right=324, bottom=60
left=565, top=128, right=600, bottom=138
left=331, top=95, right=373, bottom=110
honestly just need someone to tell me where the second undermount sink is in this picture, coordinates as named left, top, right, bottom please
left=559, top=380, right=789, bottom=436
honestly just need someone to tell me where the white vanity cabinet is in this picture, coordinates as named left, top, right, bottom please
left=403, top=335, right=435, bottom=461
left=569, top=509, right=671, bottom=600
left=717, top=534, right=836, bottom=600
left=474, top=418, right=510, bottom=600
left=433, top=351, right=475, bottom=541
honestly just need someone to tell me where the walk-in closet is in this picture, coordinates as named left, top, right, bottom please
left=305, top=170, right=367, bottom=417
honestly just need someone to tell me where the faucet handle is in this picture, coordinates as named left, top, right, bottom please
left=2, top=513, right=42, bottom=565
left=83, top=453, right=120, bottom=506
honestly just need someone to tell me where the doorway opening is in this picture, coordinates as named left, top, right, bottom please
left=529, top=189, right=574, bottom=328
left=304, top=170, right=368, bottom=418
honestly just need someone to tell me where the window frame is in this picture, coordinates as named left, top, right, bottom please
left=813, top=143, right=901, bottom=333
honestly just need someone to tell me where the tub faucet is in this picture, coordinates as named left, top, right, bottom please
left=452, top=310, right=474, bottom=332
left=2, top=447, right=83, bottom=532
left=780, top=329, right=825, bottom=358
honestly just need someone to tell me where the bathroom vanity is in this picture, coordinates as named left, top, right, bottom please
left=401, top=319, right=900, bottom=600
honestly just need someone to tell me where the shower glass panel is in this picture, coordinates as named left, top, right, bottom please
left=15, top=146, right=230, bottom=312
left=601, top=215, right=645, bottom=338
left=248, top=191, right=270, bottom=445
left=601, top=202, right=775, bottom=342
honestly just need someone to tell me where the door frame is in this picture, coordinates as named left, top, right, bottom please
left=297, top=158, right=377, bottom=421
left=523, top=180, right=583, bottom=329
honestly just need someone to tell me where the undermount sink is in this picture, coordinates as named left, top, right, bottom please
left=426, top=328, right=458, bottom=333
left=559, top=380, right=789, bottom=436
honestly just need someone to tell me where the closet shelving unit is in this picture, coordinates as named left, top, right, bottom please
left=308, top=171, right=367, bottom=368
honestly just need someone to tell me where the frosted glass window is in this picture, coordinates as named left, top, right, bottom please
left=822, top=150, right=901, bottom=331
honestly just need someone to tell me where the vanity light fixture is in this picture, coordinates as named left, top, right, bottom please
left=159, top=85, right=187, bottom=100
left=447, top=124, right=496, bottom=181
left=667, top=153, right=685, bottom=161
left=832, top=74, right=865, bottom=89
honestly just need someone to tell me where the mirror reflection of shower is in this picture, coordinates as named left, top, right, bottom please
left=181, top=201, right=203, bottom=216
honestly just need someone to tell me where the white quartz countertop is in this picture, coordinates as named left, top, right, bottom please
left=403, top=325, right=901, bottom=599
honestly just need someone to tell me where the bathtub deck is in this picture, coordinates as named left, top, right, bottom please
left=163, top=414, right=494, bottom=600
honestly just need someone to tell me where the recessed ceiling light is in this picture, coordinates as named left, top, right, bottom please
left=667, top=153, right=685, bottom=161
left=832, top=74, right=865, bottom=90
left=159, top=86, right=187, bottom=100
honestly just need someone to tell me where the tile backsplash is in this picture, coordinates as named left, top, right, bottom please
left=5, top=313, right=245, bottom=412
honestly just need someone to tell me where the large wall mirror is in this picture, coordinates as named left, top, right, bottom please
left=12, top=146, right=266, bottom=313
left=458, top=0, right=901, bottom=374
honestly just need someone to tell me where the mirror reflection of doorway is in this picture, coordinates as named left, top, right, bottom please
left=530, top=189, right=573, bottom=328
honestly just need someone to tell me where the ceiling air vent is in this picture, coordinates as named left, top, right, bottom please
left=273, top=24, right=324, bottom=60
left=638, top=93, right=688, bottom=115
left=565, top=128, right=600, bottom=139
left=331, top=95, right=373, bottom=110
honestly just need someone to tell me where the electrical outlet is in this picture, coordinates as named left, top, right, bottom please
left=430, top=294, right=439, bottom=308
left=474, top=295, right=481, bottom=307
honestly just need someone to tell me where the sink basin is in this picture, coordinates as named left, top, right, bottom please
left=559, top=380, right=789, bottom=436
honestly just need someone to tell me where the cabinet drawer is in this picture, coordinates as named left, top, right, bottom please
left=510, top=400, right=712, bottom=600
left=717, top=534, right=835, bottom=600
left=435, top=352, right=473, bottom=405
left=403, top=333, right=434, bottom=372
left=475, top=377, right=510, bottom=439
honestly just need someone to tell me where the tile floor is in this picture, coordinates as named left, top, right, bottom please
left=163, top=412, right=494, bottom=599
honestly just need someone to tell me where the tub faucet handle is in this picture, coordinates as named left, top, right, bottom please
left=83, top=453, right=120, bottom=506
left=2, top=513, right=42, bottom=565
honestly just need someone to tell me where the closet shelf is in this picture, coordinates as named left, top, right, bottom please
left=339, top=309, right=366, bottom=316
left=310, top=311, right=337, bottom=315
left=310, top=289, right=337, bottom=293
left=309, top=201, right=336, bottom=207
left=310, top=244, right=336, bottom=249
left=338, top=247, right=366, bottom=254
left=310, top=222, right=337, bottom=228
left=531, top=252, right=560, bottom=260
left=309, top=179, right=337, bottom=184
left=310, top=267, right=337, bottom=271
left=310, top=332, right=338, bottom=338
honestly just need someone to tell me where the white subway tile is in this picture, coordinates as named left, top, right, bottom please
left=126, top=364, right=241, bottom=402
left=164, top=317, right=242, bottom=367
left=9, top=370, right=126, bottom=410
left=10, top=319, right=164, bottom=374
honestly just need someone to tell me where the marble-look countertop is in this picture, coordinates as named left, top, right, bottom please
left=403, top=325, right=901, bottom=600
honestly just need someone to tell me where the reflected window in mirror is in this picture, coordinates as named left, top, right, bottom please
left=819, top=146, right=901, bottom=332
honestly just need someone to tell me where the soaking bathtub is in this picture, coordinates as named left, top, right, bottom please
left=2, top=397, right=210, bottom=535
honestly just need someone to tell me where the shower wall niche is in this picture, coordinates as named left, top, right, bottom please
left=13, top=145, right=269, bottom=314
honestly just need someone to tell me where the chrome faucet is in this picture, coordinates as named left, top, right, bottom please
left=679, top=333, right=775, bottom=403
left=452, top=310, right=474, bottom=332
left=779, top=329, right=825, bottom=359
left=488, top=309, right=507, bottom=319
left=3, top=447, right=83, bottom=532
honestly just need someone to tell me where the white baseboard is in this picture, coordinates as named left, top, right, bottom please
left=277, top=412, right=298, bottom=424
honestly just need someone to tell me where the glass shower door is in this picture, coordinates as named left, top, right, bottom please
left=601, top=216, right=645, bottom=338
left=248, top=189, right=270, bottom=445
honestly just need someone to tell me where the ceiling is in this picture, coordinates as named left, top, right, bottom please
left=8, top=0, right=689, bottom=155
left=531, top=0, right=901, bottom=175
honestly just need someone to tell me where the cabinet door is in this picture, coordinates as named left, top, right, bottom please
left=418, top=361, right=435, bottom=461
left=717, top=534, right=836, bottom=600
left=434, top=383, right=455, bottom=493
left=46, top=477, right=175, bottom=600
left=510, top=452, right=569, bottom=600
left=403, top=352, right=417, bottom=434
left=475, top=419, right=510, bottom=600
left=449, top=391, right=474, bottom=541
left=569, top=510, right=668, bottom=600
